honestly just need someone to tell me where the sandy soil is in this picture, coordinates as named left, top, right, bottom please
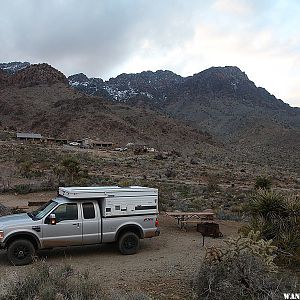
left=0, top=196, right=242, bottom=299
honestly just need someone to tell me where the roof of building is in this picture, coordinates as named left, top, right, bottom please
left=92, top=140, right=113, bottom=145
left=16, top=132, right=43, bottom=139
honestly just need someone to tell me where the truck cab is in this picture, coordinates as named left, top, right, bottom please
left=0, top=186, right=160, bottom=265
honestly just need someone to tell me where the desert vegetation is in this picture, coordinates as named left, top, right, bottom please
left=193, top=188, right=300, bottom=299
left=243, top=189, right=300, bottom=267
left=194, top=231, right=299, bottom=299
left=0, top=261, right=150, bottom=300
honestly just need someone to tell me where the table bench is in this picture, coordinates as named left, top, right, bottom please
left=166, top=211, right=215, bottom=229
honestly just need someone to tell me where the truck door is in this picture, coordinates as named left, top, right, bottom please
left=42, top=203, right=82, bottom=248
left=82, top=201, right=101, bottom=244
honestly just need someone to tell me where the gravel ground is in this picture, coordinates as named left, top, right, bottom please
left=0, top=205, right=241, bottom=299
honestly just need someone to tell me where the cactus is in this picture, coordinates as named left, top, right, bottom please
left=205, top=230, right=278, bottom=272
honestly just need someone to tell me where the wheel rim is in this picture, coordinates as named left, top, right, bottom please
left=123, top=236, right=137, bottom=250
left=13, top=245, right=30, bottom=260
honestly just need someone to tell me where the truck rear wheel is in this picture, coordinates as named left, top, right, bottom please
left=118, top=232, right=140, bottom=255
left=7, top=239, right=35, bottom=266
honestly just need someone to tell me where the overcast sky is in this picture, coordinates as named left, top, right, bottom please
left=1, top=0, right=300, bottom=107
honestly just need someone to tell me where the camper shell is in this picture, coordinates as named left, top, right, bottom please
left=58, top=186, right=158, bottom=217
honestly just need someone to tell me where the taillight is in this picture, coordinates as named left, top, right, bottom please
left=155, top=218, right=159, bottom=227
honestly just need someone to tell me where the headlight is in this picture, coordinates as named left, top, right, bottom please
left=0, top=231, right=4, bottom=240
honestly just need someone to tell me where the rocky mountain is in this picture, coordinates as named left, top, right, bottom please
left=68, top=70, right=183, bottom=108
left=0, top=61, right=30, bottom=74
left=0, top=63, right=67, bottom=88
left=68, top=73, right=110, bottom=99
left=0, top=63, right=212, bottom=153
left=163, top=67, right=300, bottom=140
left=67, top=66, right=300, bottom=142
left=1, top=61, right=299, bottom=169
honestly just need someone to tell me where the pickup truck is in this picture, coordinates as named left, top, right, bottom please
left=0, top=186, right=160, bottom=265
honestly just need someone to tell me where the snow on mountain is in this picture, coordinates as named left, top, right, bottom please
left=0, top=62, right=30, bottom=74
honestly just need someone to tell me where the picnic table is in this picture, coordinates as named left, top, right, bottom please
left=166, top=211, right=215, bottom=229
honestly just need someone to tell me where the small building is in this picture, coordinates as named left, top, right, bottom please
left=44, top=137, right=68, bottom=145
left=16, top=132, right=43, bottom=142
left=92, top=140, right=114, bottom=148
left=81, top=138, right=114, bottom=149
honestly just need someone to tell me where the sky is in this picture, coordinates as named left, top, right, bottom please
left=1, top=0, right=300, bottom=107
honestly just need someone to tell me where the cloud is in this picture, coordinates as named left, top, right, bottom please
left=0, top=0, right=299, bottom=107
left=212, top=0, right=253, bottom=15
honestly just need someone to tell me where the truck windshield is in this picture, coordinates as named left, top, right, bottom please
left=30, top=200, right=58, bottom=220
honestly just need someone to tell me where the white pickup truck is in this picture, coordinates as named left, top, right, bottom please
left=0, top=186, right=160, bottom=265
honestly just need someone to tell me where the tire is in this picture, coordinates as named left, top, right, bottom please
left=118, top=232, right=140, bottom=255
left=7, top=239, right=35, bottom=266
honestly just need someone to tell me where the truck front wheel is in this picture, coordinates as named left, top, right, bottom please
left=7, top=239, right=35, bottom=266
left=118, top=232, right=140, bottom=255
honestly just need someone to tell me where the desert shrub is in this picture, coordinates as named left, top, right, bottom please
left=165, top=168, right=176, bottom=178
left=62, top=157, right=81, bottom=182
left=242, top=190, right=300, bottom=265
left=194, top=150, right=202, bottom=158
left=53, top=156, right=90, bottom=185
left=1, top=261, right=103, bottom=300
left=193, top=231, right=299, bottom=300
left=206, top=175, right=219, bottom=192
left=0, top=261, right=150, bottom=300
left=255, top=176, right=272, bottom=189
left=118, top=180, right=131, bottom=187
left=216, top=210, right=243, bottom=221
left=14, top=184, right=32, bottom=194
left=19, top=160, right=33, bottom=178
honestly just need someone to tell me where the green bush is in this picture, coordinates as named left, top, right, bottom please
left=255, top=176, right=272, bottom=189
left=14, top=184, right=32, bottom=194
left=53, top=156, right=90, bottom=185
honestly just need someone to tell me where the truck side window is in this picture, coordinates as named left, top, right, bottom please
left=52, top=203, right=78, bottom=223
left=82, top=202, right=95, bottom=219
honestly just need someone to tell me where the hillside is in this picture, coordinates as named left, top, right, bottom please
left=0, top=63, right=213, bottom=153
left=67, top=66, right=300, bottom=143
left=67, top=66, right=300, bottom=169
left=1, top=61, right=299, bottom=169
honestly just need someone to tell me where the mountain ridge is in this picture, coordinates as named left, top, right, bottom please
left=1, top=61, right=299, bottom=142
left=0, top=61, right=299, bottom=169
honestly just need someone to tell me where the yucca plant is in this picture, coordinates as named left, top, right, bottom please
left=243, top=190, right=300, bottom=266
left=246, top=190, right=287, bottom=220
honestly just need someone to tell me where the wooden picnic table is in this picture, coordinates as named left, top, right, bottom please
left=166, top=211, right=215, bottom=229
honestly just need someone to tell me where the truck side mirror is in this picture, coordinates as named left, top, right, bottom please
left=49, top=213, right=56, bottom=225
